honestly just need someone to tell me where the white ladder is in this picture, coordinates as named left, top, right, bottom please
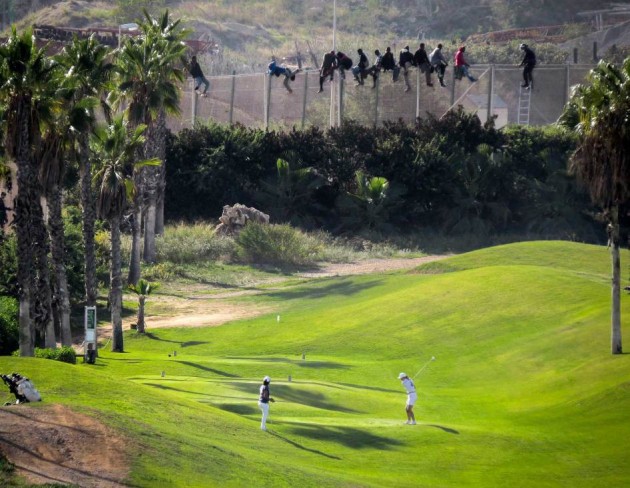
left=517, top=84, right=531, bottom=126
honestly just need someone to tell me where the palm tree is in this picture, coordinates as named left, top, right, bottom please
left=559, top=58, right=630, bottom=355
left=255, top=155, right=326, bottom=227
left=128, top=278, right=158, bottom=334
left=112, top=9, right=188, bottom=279
left=56, top=34, right=114, bottom=307
left=91, top=116, right=159, bottom=352
left=336, top=171, right=406, bottom=233
left=0, top=27, right=59, bottom=355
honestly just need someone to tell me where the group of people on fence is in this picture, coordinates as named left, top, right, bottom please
left=187, top=43, right=535, bottom=97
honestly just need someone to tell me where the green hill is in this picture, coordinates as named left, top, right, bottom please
left=2, top=241, right=629, bottom=486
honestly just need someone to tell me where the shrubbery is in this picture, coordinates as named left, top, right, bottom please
left=235, top=222, right=322, bottom=267
left=33, top=346, right=77, bottom=364
left=166, top=112, right=601, bottom=243
left=0, top=296, right=18, bottom=356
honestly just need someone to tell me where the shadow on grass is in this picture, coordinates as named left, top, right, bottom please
left=230, top=383, right=358, bottom=413
left=265, top=278, right=383, bottom=300
left=216, top=403, right=258, bottom=415
left=424, top=424, right=459, bottom=435
left=267, top=431, right=341, bottom=460
left=174, top=360, right=239, bottom=377
left=224, top=357, right=350, bottom=370
left=285, top=423, right=404, bottom=450
left=337, top=382, right=400, bottom=394
left=144, top=332, right=210, bottom=348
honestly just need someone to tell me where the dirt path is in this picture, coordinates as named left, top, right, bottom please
left=95, top=255, right=446, bottom=338
left=0, top=404, right=130, bottom=487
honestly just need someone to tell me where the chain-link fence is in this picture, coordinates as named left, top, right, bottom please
left=169, top=64, right=595, bottom=132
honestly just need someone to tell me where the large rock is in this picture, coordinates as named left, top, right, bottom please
left=214, top=204, right=270, bottom=236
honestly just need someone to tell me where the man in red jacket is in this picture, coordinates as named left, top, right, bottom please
left=454, top=46, right=476, bottom=83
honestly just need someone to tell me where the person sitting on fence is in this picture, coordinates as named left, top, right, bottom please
left=351, top=48, right=370, bottom=86
left=267, top=56, right=300, bottom=94
left=429, top=43, right=448, bottom=87
left=336, top=51, right=353, bottom=80
left=366, top=49, right=383, bottom=88
left=454, top=46, right=476, bottom=83
left=318, top=50, right=338, bottom=93
left=399, top=45, right=414, bottom=92
left=414, top=43, right=434, bottom=87
left=381, top=46, right=400, bottom=82
left=188, top=55, right=210, bottom=97
left=519, top=43, right=536, bottom=89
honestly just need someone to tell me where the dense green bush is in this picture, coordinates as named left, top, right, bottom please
left=156, top=223, right=235, bottom=263
left=235, top=222, right=322, bottom=267
left=164, top=110, right=600, bottom=242
left=34, top=346, right=77, bottom=364
left=0, top=235, right=17, bottom=299
left=0, top=296, right=18, bottom=356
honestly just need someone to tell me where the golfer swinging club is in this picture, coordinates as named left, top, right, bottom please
left=258, top=376, right=275, bottom=431
left=398, top=372, right=417, bottom=425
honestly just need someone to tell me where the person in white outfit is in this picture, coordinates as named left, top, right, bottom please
left=398, top=372, right=417, bottom=424
left=258, top=376, right=275, bottom=431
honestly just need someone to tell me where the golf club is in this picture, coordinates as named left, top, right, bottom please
left=412, top=356, right=436, bottom=379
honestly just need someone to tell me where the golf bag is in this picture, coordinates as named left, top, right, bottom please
left=1, top=372, right=42, bottom=405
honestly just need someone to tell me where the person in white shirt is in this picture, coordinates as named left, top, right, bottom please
left=398, top=372, right=417, bottom=425
left=258, top=376, right=275, bottom=431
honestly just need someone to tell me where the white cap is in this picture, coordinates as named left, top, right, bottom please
left=263, top=376, right=271, bottom=383
left=398, top=372, right=407, bottom=379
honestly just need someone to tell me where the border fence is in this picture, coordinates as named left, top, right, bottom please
left=169, top=64, right=595, bottom=132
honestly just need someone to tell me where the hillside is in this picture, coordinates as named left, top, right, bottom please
left=5, top=0, right=618, bottom=71
left=1, top=241, right=630, bottom=486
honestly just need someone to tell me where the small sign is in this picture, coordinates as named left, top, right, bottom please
left=85, top=307, right=96, bottom=330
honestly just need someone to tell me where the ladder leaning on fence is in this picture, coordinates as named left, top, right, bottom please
left=517, top=84, right=531, bottom=126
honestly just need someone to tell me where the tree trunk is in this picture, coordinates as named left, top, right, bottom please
left=110, top=215, right=124, bottom=352
left=79, top=135, right=98, bottom=306
left=47, top=185, right=72, bottom=346
left=13, top=98, right=35, bottom=356
left=610, top=206, right=623, bottom=354
left=143, top=111, right=166, bottom=263
left=137, top=295, right=145, bottom=334
left=127, top=202, right=142, bottom=286
left=156, top=174, right=165, bottom=235
left=31, top=192, right=56, bottom=349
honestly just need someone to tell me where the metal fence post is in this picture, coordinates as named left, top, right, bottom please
left=301, top=71, right=308, bottom=129
left=564, top=64, right=570, bottom=106
left=486, top=64, right=494, bottom=124
left=450, top=68, right=456, bottom=106
left=373, top=76, right=380, bottom=127
left=416, top=68, right=421, bottom=121
left=229, top=70, right=236, bottom=125
left=264, top=74, right=271, bottom=129
left=338, top=76, right=344, bottom=127
left=191, top=80, right=197, bottom=127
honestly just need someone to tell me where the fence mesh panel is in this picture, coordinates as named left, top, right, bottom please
left=171, top=64, right=596, bottom=131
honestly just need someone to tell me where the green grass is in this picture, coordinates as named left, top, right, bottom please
left=2, top=241, right=630, bottom=487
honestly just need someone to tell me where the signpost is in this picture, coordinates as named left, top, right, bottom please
left=84, top=306, right=97, bottom=363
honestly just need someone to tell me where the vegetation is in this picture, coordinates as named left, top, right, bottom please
left=33, top=346, right=77, bottom=364
left=1, top=241, right=629, bottom=486
left=166, top=114, right=599, bottom=241
left=559, top=58, right=630, bottom=354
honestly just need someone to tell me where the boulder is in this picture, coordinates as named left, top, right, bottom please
left=215, top=204, right=270, bottom=236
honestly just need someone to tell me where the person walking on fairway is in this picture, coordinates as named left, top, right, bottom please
left=188, top=55, right=210, bottom=97
left=519, top=43, right=536, bottom=89
left=398, top=372, right=417, bottom=424
left=259, top=376, right=275, bottom=431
